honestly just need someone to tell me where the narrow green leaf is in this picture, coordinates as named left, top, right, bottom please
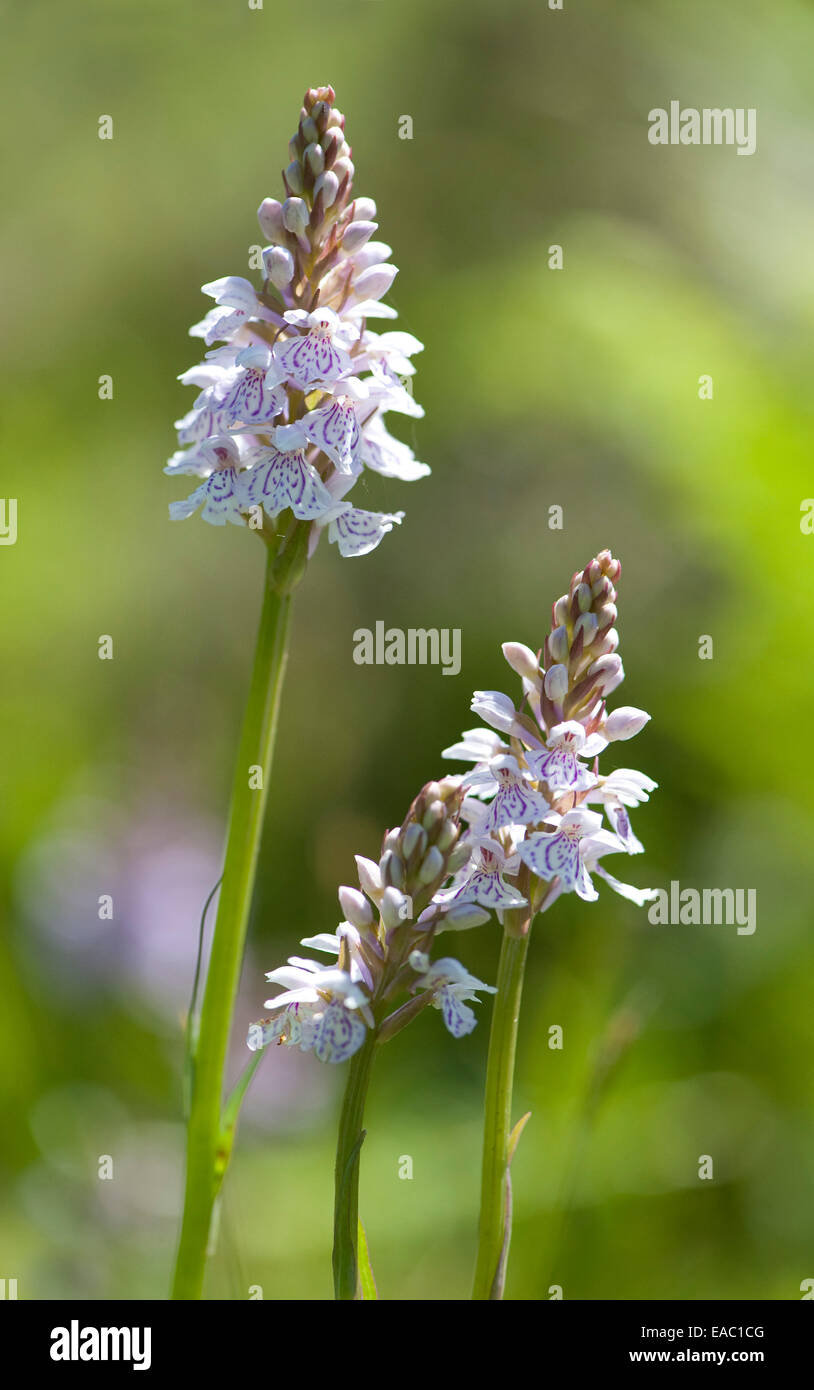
left=357, top=1218, right=378, bottom=1301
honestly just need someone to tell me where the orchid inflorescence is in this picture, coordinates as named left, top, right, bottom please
left=249, top=549, right=657, bottom=1069
left=167, top=85, right=427, bottom=576
left=442, top=548, right=658, bottom=919
left=248, top=778, right=495, bottom=1065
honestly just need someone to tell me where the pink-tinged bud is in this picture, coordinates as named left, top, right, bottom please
left=262, top=245, right=295, bottom=288
left=417, top=845, right=444, bottom=884
left=502, top=641, right=541, bottom=682
left=258, top=197, right=286, bottom=242
left=305, top=142, right=325, bottom=176
left=443, top=902, right=491, bottom=931
left=310, top=100, right=329, bottom=130
left=327, top=108, right=345, bottom=130
left=332, top=157, right=354, bottom=186
left=314, top=171, right=339, bottom=209
left=353, top=264, right=398, bottom=301
left=595, top=602, right=617, bottom=629
left=352, top=241, right=393, bottom=270
left=593, top=626, right=619, bottom=657
left=320, top=128, right=342, bottom=162
left=338, top=885, right=374, bottom=928
left=401, top=823, right=428, bottom=864
left=341, top=220, right=377, bottom=253
left=544, top=663, right=568, bottom=701
left=352, top=196, right=377, bottom=220
left=553, top=594, right=569, bottom=626
left=285, top=160, right=304, bottom=195
left=588, top=653, right=624, bottom=696
left=421, top=799, right=446, bottom=832
left=381, top=886, right=409, bottom=930
left=604, top=706, right=650, bottom=741
left=547, top=625, right=568, bottom=663
left=379, top=848, right=404, bottom=888
left=574, top=611, right=598, bottom=646
left=282, top=197, right=309, bottom=236
left=355, top=854, right=383, bottom=902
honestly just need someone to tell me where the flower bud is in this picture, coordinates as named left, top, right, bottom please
left=417, top=845, right=444, bottom=885
left=422, top=799, right=446, bottom=832
left=380, top=848, right=405, bottom=889
left=353, top=264, right=398, bottom=301
left=381, top=886, right=410, bottom=931
left=338, top=885, right=374, bottom=929
left=342, top=220, right=377, bottom=253
left=593, top=626, right=619, bottom=657
left=502, top=641, right=541, bottom=682
left=595, top=602, right=617, bottom=630
left=310, top=100, right=329, bottom=130
left=401, top=822, right=427, bottom=861
left=574, top=612, right=598, bottom=646
left=352, top=241, right=393, bottom=270
left=352, top=196, right=377, bottom=220
left=285, top=160, right=304, bottom=195
left=588, top=653, right=624, bottom=696
left=320, top=128, right=343, bottom=162
left=604, top=706, right=651, bottom=741
left=305, top=142, right=325, bottom=176
left=355, top=854, right=383, bottom=902
left=300, top=115, right=319, bottom=145
left=282, top=197, right=309, bottom=236
left=544, top=663, right=568, bottom=701
left=575, top=582, right=592, bottom=613
left=314, top=171, right=339, bottom=209
left=332, top=157, right=355, bottom=187
left=447, top=841, right=472, bottom=875
left=257, top=197, right=286, bottom=243
left=435, top=819, right=458, bottom=853
left=441, top=902, right=491, bottom=931
left=262, top=245, right=295, bottom=288
left=547, top=625, right=568, bottom=663
left=553, top=595, right=569, bottom=626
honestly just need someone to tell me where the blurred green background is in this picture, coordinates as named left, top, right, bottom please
left=2, top=0, right=813, bottom=1300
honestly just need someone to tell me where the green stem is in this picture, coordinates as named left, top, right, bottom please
left=332, top=1028, right=378, bottom=1300
left=171, top=550, right=293, bottom=1300
left=471, top=917, right=532, bottom=1300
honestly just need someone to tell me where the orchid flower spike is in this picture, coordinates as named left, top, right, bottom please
left=441, top=550, right=658, bottom=916
left=167, top=85, right=427, bottom=584
left=248, top=779, right=497, bottom=1064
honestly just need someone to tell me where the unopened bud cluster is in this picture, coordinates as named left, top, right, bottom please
left=540, top=548, right=623, bottom=732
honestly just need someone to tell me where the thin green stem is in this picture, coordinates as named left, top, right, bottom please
left=472, top=916, right=531, bottom=1300
left=172, top=550, right=293, bottom=1300
left=332, top=1028, right=378, bottom=1300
